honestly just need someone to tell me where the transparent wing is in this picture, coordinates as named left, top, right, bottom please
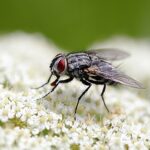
left=84, top=63, right=144, bottom=89
left=87, top=48, right=130, bottom=61
left=103, top=70, right=144, bottom=88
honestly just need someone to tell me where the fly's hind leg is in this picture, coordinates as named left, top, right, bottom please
left=84, top=78, right=110, bottom=112
left=101, top=83, right=110, bottom=112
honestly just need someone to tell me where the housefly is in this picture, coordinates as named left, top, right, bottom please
left=33, top=48, right=143, bottom=119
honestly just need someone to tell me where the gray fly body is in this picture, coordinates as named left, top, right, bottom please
left=33, top=48, right=143, bottom=119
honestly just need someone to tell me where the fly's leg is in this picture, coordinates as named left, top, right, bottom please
left=32, top=73, right=53, bottom=89
left=35, top=77, right=73, bottom=100
left=101, top=83, right=110, bottom=112
left=51, top=77, right=74, bottom=92
left=74, top=79, right=91, bottom=120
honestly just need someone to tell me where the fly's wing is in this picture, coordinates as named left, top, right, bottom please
left=84, top=62, right=144, bottom=89
left=105, top=70, right=144, bottom=88
left=87, top=48, right=129, bottom=61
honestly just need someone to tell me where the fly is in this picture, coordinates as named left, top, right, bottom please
left=33, top=48, right=144, bottom=119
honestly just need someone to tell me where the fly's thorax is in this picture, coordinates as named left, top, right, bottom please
left=50, top=54, right=68, bottom=76
left=66, top=53, right=91, bottom=72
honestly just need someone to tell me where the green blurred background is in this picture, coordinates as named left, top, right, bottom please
left=0, top=0, right=150, bottom=50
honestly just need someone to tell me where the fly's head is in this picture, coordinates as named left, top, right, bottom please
left=50, top=53, right=67, bottom=77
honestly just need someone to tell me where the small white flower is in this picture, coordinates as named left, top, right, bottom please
left=0, top=33, right=150, bottom=149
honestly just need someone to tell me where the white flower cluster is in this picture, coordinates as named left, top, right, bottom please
left=0, top=32, right=150, bottom=149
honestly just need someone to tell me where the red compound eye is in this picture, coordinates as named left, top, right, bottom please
left=57, top=59, right=65, bottom=73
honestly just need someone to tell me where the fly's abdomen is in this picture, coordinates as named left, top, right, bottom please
left=67, top=53, right=91, bottom=72
left=86, top=74, right=117, bottom=85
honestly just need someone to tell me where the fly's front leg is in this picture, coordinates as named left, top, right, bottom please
left=32, top=73, right=53, bottom=89
left=35, top=77, right=73, bottom=100
left=51, top=76, right=74, bottom=93
left=74, top=79, right=91, bottom=120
